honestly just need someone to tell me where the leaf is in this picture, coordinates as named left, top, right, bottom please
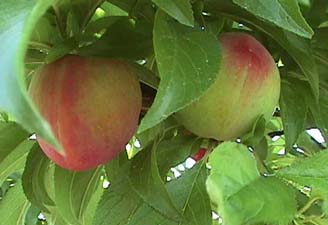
left=22, top=145, right=55, bottom=212
left=129, top=143, right=181, bottom=221
left=232, top=0, right=313, bottom=39
left=106, top=0, right=155, bottom=21
left=139, top=11, right=221, bottom=133
left=53, top=0, right=104, bottom=36
left=206, top=142, right=297, bottom=225
left=83, top=179, right=104, bottom=225
left=167, top=163, right=212, bottom=225
left=24, top=204, right=41, bottom=225
left=0, top=121, right=30, bottom=161
left=156, top=135, right=201, bottom=178
left=280, top=76, right=309, bottom=150
left=0, top=140, right=35, bottom=185
left=78, top=17, right=153, bottom=60
left=0, top=182, right=30, bottom=225
left=152, top=0, right=194, bottom=27
left=96, top=153, right=211, bottom=225
left=205, top=0, right=319, bottom=100
left=0, top=0, right=60, bottom=149
left=54, top=166, right=103, bottom=225
left=277, top=151, right=328, bottom=196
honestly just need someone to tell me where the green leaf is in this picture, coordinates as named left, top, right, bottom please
left=0, top=182, right=30, bottom=225
left=83, top=178, right=104, bottom=225
left=0, top=121, right=30, bottom=161
left=156, top=135, right=201, bottom=178
left=78, top=17, right=153, bottom=60
left=53, top=0, right=104, bottom=36
left=106, top=0, right=155, bottom=21
left=280, top=76, right=309, bottom=150
left=24, top=204, right=41, bottom=225
left=95, top=153, right=160, bottom=225
left=205, top=0, right=319, bottom=100
left=22, top=145, right=55, bottom=212
left=232, top=0, right=313, bottom=38
left=0, top=0, right=60, bottom=149
left=167, top=163, right=212, bottom=225
left=296, top=132, right=323, bottom=155
left=206, top=142, right=297, bottom=225
left=96, top=153, right=211, bottom=225
left=139, top=11, right=221, bottom=133
left=0, top=140, right=35, bottom=185
left=152, top=0, right=194, bottom=26
left=305, top=0, right=328, bottom=28
left=277, top=151, right=328, bottom=196
left=54, top=166, right=103, bottom=225
left=129, top=143, right=181, bottom=221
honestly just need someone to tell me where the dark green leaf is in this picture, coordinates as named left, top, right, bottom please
left=53, top=0, right=104, bottom=36
left=96, top=153, right=211, bottom=225
left=167, top=163, right=212, bottom=225
left=156, top=135, right=201, bottom=178
left=152, top=0, right=194, bottom=26
left=78, top=17, right=153, bottom=60
left=232, top=0, right=313, bottom=38
left=129, top=143, right=181, bottom=220
left=139, top=11, right=221, bottom=132
left=280, top=76, right=309, bottom=150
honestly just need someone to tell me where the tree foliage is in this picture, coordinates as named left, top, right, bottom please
left=0, top=0, right=328, bottom=224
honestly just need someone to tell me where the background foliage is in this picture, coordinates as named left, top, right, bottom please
left=0, top=0, right=328, bottom=224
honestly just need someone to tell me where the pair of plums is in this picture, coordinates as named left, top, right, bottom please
left=29, top=33, right=280, bottom=171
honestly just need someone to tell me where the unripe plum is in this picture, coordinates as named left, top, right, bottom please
left=29, top=55, right=142, bottom=171
left=176, top=32, right=280, bottom=141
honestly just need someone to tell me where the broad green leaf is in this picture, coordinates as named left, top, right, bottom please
left=296, top=132, right=323, bottom=155
left=99, top=2, right=128, bottom=16
left=24, top=204, right=41, bottom=225
left=280, top=76, right=309, bottom=150
left=232, top=0, right=313, bottom=38
left=22, top=145, right=55, bottom=212
left=152, top=0, right=194, bottom=26
left=106, top=0, right=155, bottom=21
left=0, top=182, right=30, bottom=225
left=129, top=143, right=181, bottom=220
left=53, top=0, right=104, bottom=36
left=206, top=142, right=297, bottom=225
left=96, top=154, right=211, bottom=225
left=139, top=11, right=221, bottom=133
left=0, top=121, right=29, bottom=161
left=96, top=160, right=168, bottom=225
left=29, top=14, right=62, bottom=49
left=54, top=166, right=102, bottom=225
left=0, top=140, right=34, bottom=185
left=167, top=163, right=212, bottom=225
left=205, top=0, right=319, bottom=100
left=305, top=0, right=328, bottom=28
left=83, top=179, right=104, bottom=225
left=277, top=151, right=328, bottom=196
left=0, top=0, right=60, bottom=149
left=78, top=17, right=153, bottom=60
left=156, top=135, right=201, bottom=178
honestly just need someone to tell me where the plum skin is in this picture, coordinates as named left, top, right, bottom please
left=176, top=32, right=281, bottom=141
left=29, top=55, right=142, bottom=171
